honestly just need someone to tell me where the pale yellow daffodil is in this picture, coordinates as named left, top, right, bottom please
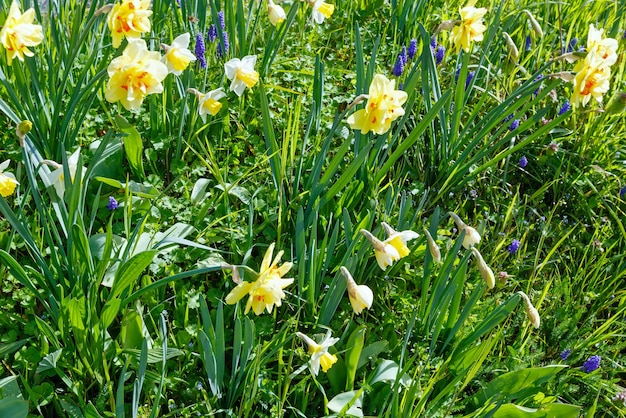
left=340, top=266, right=373, bottom=314
left=107, top=0, right=152, bottom=48
left=310, top=0, right=334, bottom=24
left=224, top=55, right=260, bottom=97
left=586, top=24, right=618, bottom=68
left=105, top=39, right=168, bottom=111
left=570, top=56, right=611, bottom=107
left=225, top=243, right=294, bottom=315
left=360, top=224, right=418, bottom=270
left=296, top=331, right=339, bottom=375
left=450, top=1, right=488, bottom=53
left=0, top=0, right=43, bottom=65
left=43, top=149, right=86, bottom=199
left=448, top=212, right=481, bottom=249
left=0, top=160, right=19, bottom=197
left=268, top=0, right=286, bottom=26
left=161, top=33, right=197, bottom=75
left=347, top=74, right=408, bottom=135
left=189, top=88, right=227, bottom=122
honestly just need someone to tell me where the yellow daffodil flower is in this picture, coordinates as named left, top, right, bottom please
left=517, top=291, right=540, bottom=328
left=189, top=88, right=226, bottom=122
left=310, top=0, right=334, bottom=24
left=448, top=212, right=481, bottom=249
left=268, top=0, right=286, bottom=26
left=161, top=33, right=196, bottom=75
left=586, top=24, right=618, bottom=68
left=450, top=1, right=488, bottom=53
left=224, top=55, right=260, bottom=97
left=381, top=222, right=419, bottom=259
left=225, top=243, right=294, bottom=315
left=347, top=74, right=408, bottom=135
left=470, top=247, right=495, bottom=289
left=107, top=0, right=152, bottom=48
left=0, top=0, right=43, bottom=65
left=340, top=266, right=373, bottom=314
left=0, top=160, right=19, bottom=197
left=43, top=149, right=86, bottom=199
left=296, top=331, right=339, bottom=375
left=360, top=224, right=418, bottom=270
left=105, top=39, right=168, bottom=111
left=570, top=56, right=611, bottom=107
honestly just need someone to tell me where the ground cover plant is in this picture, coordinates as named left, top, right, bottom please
left=0, top=0, right=625, bottom=416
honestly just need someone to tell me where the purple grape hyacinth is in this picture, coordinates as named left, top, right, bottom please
left=558, top=99, right=571, bottom=115
left=560, top=349, right=571, bottom=360
left=519, top=155, right=528, bottom=168
left=509, top=119, right=520, bottom=131
left=507, top=239, right=520, bottom=254
left=408, top=38, right=417, bottom=59
left=581, top=355, right=601, bottom=373
left=435, top=45, right=445, bottom=65
left=195, top=32, right=206, bottom=68
left=218, top=10, right=225, bottom=29
left=392, top=54, right=404, bottom=76
left=208, top=24, right=217, bottom=43
left=107, top=196, right=119, bottom=211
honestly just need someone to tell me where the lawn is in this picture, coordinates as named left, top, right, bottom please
left=0, top=0, right=625, bottom=416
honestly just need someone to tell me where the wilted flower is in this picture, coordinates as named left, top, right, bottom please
left=188, top=88, right=227, bottom=122
left=448, top=212, right=481, bottom=249
left=560, top=348, right=571, bottom=360
left=224, top=55, right=259, bottom=96
left=105, top=39, right=168, bottom=111
left=347, top=74, right=408, bottom=135
left=519, top=155, right=528, bottom=168
left=507, top=239, right=520, bottom=254
left=194, top=32, right=206, bottom=68
left=161, top=33, right=197, bottom=75
left=107, top=196, right=119, bottom=210
left=0, top=160, right=19, bottom=198
left=310, top=0, right=335, bottom=24
left=517, top=291, right=540, bottom=328
left=296, top=331, right=339, bottom=376
left=471, top=247, right=495, bottom=289
left=581, top=355, right=601, bottom=373
left=107, top=0, right=152, bottom=48
left=268, top=0, right=286, bottom=26
left=43, top=149, right=86, bottom=199
left=0, top=0, right=44, bottom=65
left=450, top=1, right=488, bottom=53
left=424, top=229, right=441, bottom=263
left=224, top=243, right=294, bottom=315
left=340, top=266, right=373, bottom=314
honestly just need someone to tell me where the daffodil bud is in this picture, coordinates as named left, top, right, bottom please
left=470, top=247, right=495, bottom=289
left=424, top=229, right=441, bottom=264
left=523, top=10, right=543, bottom=38
left=517, top=291, right=540, bottom=328
left=340, top=266, right=373, bottom=314
left=503, top=32, right=519, bottom=62
left=448, top=212, right=481, bottom=249
left=268, top=0, right=286, bottom=26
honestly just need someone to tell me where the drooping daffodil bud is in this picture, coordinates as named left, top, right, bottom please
left=424, top=229, right=442, bottom=264
left=340, top=266, right=373, bottom=314
left=448, top=212, right=481, bottom=249
left=517, top=291, right=541, bottom=328
left=470, top=247, right=495, bottom=289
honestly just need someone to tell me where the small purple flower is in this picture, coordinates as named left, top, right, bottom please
left=430, top=37, right=437, bottom=50
left=400, top=46, right=408, bottom=66
left=175, top=0, right=181, bottom=7
left=107, top=196, right=119, bottom=211
left=567, top=38, right=578, bottom=52
left=195, top=32, right=206, bottom=68
left=623, top=29, right=626, bottom=39
left=217, top=31, right=229, bottom=58
left=525, top=35, right=531, bottom=51
left=503, top=113, right=514, bottom=122
left=560, top=349, right=571, bottom=360
left=465, top=71, right=475, bottom=89
left=208, top=24, right=217, bottom=43
left=455, top=66, right=461, bottom=81
left=620, top=186, right=626, bottom=198
left=533, top=73, right=543, bottom=97
left=558, top=99, right=571, bottom=115
left=435, top=45, right=445, bottom=65
left=392, top=54, right=405, bottom=76
left=196, top=381, right=203, bottom=390
left=614, top=390, right=626, bottom=405
left=507, top=239, right=520, bottom=254
left=408, top=38, right=417, bottom=59
left=519, top=155, right=528, bottom=168
left=581, top=355, right=601, bottom=373
left=509, top=119, right=520, bottom=131
left=218, top=10, right=225, bottom=29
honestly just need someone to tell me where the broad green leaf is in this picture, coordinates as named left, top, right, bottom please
left=492, top=402, right=581, bottom=417
left=369, top=359, right=412, bottom=387
left=115, top=115, right=144, bottom=179
left=345, top=326, right=365, bottom=391
left=109, top=250, right=157, bottom=301
left=94, top=177, right=159, bottom=198
left=327, top=390, right=363, bottom=417
left=0, top=376, right=22, bottom=399
left=0, top=340, right=28, bottom=358
left=36, top=349, right=62, bottom=373
left=0, top=398, right=28, bottom=418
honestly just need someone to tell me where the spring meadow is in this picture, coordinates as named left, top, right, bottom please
left=0, top=0, right=625, bottom=416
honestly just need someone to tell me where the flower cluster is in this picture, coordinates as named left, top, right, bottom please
left=570, top=24, right=618, bottom=107
left=581, top=355, right=601, bottom=373
left=107, top=0, right=152, bottom=48
left=0, top=1, right=43, bottom=65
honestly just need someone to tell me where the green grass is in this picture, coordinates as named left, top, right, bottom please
left=1, top=0, right=625, bottom=416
